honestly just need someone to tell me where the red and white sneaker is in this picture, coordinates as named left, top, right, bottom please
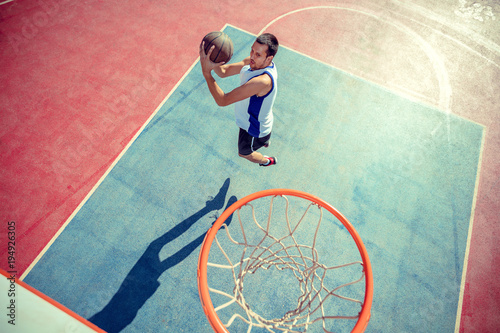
left=259, top=156, right=277, bottom=167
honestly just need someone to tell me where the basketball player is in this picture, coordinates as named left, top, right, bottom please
left=199, top=33, right=279, bottom=167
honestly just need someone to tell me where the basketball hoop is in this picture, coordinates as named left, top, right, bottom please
left=197, top=189, right=373, bottom=332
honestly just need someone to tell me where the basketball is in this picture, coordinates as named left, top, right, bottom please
left=201, top=31, right=234, bottom=63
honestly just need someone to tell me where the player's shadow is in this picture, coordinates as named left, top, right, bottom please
left=88, top=178, right=237, bottom=333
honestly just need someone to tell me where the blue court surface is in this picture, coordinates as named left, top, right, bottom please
left=25, top=26, right=483, bottom=332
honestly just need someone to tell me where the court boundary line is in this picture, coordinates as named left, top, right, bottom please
left=278, top=40, right=485, bottom=127
left=455, top=127, right=486, bottom=332
left=20, top=22, right=232, bottom=280
left=0, top=0, right=15, bottom=6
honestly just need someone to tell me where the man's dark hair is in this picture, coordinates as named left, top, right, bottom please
left=256, top=33, right=279, bottom=57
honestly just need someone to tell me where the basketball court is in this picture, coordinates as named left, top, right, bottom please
left=1, top=1, right=499, bottom=332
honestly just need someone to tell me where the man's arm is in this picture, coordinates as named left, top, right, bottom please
left=200, top=44, right=270, bottom=107
left=213, top=56, right=250, bottom=78
left=203, top=73, right=271, bottom=107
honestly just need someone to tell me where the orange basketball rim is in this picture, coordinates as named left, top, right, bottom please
left=197, top=189, right=373, bottom=333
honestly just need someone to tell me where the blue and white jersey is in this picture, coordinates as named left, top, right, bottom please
left=234, top=62, right=277, bottom=138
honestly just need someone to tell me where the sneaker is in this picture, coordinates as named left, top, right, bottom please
left=264, top=140, right=270, bottom=148
left=259, top=156, right=277, bottom=167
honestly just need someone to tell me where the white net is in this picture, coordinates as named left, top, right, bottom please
left=204, top=194, right=368, bottom=333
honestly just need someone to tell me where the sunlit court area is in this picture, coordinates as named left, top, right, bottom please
left=1, top=0, right=499, bottom=332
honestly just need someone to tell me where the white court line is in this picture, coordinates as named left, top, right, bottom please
left=0, top=0, right=15, bottom=6
left=391, top=0, right=500, bottom=66
left=257, top=5, right=453, bottom=114
left=455, top=128, right=486, bottom=332
left=20, top=23, right=233, bottom=280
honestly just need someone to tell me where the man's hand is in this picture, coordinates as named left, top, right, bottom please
left=199, top=41, right=225, bottom=78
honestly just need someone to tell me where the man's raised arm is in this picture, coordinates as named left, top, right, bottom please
left=213, top=56, right=250, bottom=78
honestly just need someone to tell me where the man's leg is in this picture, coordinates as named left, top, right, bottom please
left=238, top=151, right=268, bottom=164
left=237, top=128, right=276, bottom=166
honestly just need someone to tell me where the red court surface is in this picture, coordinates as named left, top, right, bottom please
left=1, top=0, right=499, bottom=331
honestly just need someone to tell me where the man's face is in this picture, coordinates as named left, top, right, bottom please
left=249, top=41, right=273, bottom=70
